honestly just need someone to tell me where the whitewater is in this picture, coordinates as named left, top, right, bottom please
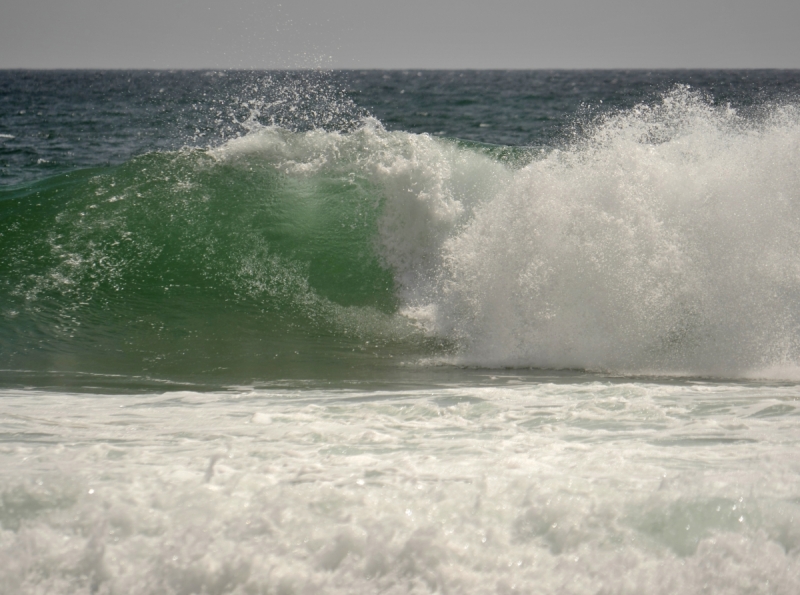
left=212, top=89, right=800, bottom=377
left=1, top=70, right=800, bottom=594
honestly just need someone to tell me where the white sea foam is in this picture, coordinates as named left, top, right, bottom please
left=1, top=380, right=799, bottom=594
left=213, top=88, right=800, bottom=378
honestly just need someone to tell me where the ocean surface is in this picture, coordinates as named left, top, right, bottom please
left=2, top=70, right=800, bottom=594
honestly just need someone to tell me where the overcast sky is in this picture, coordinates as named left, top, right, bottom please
left=2, top=0, right=799, bottom=69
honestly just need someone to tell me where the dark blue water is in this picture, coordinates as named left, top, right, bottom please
left=3, top=70, right=799, bottom=186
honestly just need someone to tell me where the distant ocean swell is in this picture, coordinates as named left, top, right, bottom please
left=2, top=87, right=800, bottom=378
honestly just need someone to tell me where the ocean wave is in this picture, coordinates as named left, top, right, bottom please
left=2, top=88, right=800, bottom=378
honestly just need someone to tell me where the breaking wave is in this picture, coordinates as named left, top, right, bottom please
left=2, top=88, right=800, bottom=378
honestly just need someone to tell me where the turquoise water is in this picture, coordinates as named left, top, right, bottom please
left=1, top=70, right=800, bottom=594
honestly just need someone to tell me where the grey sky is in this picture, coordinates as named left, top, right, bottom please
left=2, top=0, right=799, bottom=69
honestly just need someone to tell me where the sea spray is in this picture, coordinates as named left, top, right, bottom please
left=429, top=88, right=800, bottom=375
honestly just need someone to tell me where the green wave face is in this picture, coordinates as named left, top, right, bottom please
left=0, top=140, right=427, bottom=381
